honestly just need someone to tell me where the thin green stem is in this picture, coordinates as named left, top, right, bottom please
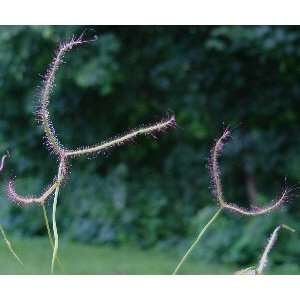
left=42, top=203, right=54, bottom=247
left=0, top=224, right=24, bottom=266
left=51, top=161, right=63, bottom=273
left=281, top=224, right=295, bottom=233
left=172, top=207, right=223, bottom=275
left=41, top=203, right=64, bottom=270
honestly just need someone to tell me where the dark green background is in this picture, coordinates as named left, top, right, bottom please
left=0, top=26, right=300, bottom=270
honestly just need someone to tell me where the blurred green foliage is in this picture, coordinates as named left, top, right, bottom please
left=0, top=26, right=300, bottom=268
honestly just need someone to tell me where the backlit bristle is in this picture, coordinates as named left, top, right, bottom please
left=8, top=35, right=176, bottom=207
left=209, top=128, right=289, bottom=216
left=37, top=35, right=86, bottom=157
left=65, top=115, right=176, bottom=158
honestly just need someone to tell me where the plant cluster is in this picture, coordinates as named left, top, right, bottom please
left=0, top=33, right=296, bottom=274
left=5, top=35, right=175, bottom=272
left=173, top=128, right=294, bottom=274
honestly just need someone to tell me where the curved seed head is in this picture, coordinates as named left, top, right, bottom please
left=209, top=128, right=290, bottom=216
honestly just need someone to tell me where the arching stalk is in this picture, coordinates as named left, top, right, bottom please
left=173, top=207, right=222, bottom=275
left=0, top=224, right=23, bottom=266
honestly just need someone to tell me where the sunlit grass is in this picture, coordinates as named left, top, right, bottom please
left=0, top=237, right=236, bottom=274
left=0, top=237, right=297, bottom=274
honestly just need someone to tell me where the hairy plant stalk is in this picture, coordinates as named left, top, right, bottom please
left=210, top=128, right=290, bottom=215
left=173, top=207, right=223, bottom=275
left=8, top=180, right=58, bottom=204
left=51, top=160, right=64, bottom=273
left=256, top=224, right=295, bottom=275
left=65, top=116, right=176, bottom=157
left=235, top=224, right=295, bottom=275
left=39, top=36, right=85, bottom=156
left=0, top=224, right=23, bottom=266
left=8, top=35, right=175, bottom=207
left=6, top=35, right=176, bottom=273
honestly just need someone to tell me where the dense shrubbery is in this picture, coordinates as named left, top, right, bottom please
left=1, top=26, right=300, bottom=266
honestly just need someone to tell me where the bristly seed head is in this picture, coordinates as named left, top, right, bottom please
left=36, top=34, right=88, bottom=157
left=256, top=224, right=295, bottom=274
left=8, top=34, right=176, bottom=206
left=236, top=224, right=295, bottom=275
left=7, top=180, right=38, bottom=205
left=8, top=177, right=61, bottom=206
left=209, top=128, right=290, bottom=216
left=209, top=128, right=231, bottom=207
left=64, top=114, right=176, bottom=158
left=7, top=158, right=67, bottom=205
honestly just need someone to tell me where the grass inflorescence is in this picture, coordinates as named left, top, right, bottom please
left=173, top=127, right=293, bottom=275
left=1, top=33, right=296, bottom=276
left=6, top=34, right=176, bottom=273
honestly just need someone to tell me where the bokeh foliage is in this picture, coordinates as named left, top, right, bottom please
left=0, top=26, right=300, bottom=267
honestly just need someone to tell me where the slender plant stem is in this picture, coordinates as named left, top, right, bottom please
left=42, top=203, right=54, bottom=247
left=0, top=224, right=24, bottom=266
left=41, top=203, right=64, bottom=270
left=51, top=161, right=63, bottom=273
left=172, top=207, right=223, bottom=275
